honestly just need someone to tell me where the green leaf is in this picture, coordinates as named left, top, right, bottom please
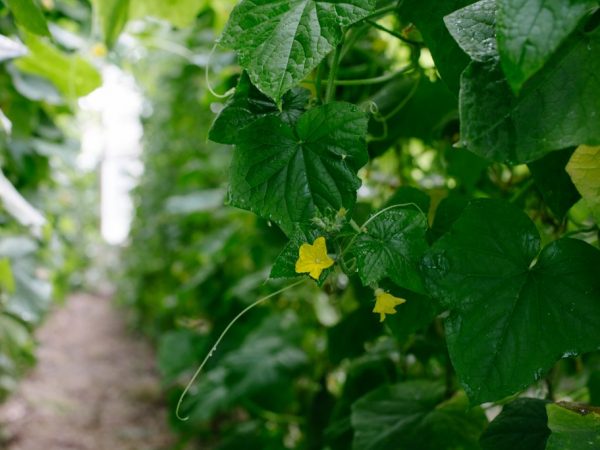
left=528, top=147, right=581, bottom=218
left=566, top=145, right=600, bottom=223
left=0, top=258, right=15, bottom=294
left=383, top=285, right=440, bottom=342
left=353, top=208, right=428, bottom=293
left=209, top=72, right=309, bottom=145
left=14, top=34, right=102, bottom=99
left=220, top=0, right=375, bottom=103
left=427, top=194, right=469, bottom=243
left=5, top=0, right=50, bottom=36
left=399, top=0, right=473, bottom=92
left=589, top=371, right=600, bottom=406
left=384, top=186, right=431, bottom=215
left=92, top=0, right=130, bottom=48
left=545, top=403, right=600, bottom=450
left=423, top=199, right=600, bottom=403
left=460, top=29, right=600, bottom=163
left=351, top=382, right=487, bottom=450
left=497, top=0, right=598, bottom=93
left=480, top=398, right=550, bottom=450
left=230, top=102, right=368, bottom=234
left=129, top=0, right=207, bottom=28
left=444, top=0, right=497, bottom=63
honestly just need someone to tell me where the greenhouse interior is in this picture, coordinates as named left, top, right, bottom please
left=0, top=0, right=599, bottom=449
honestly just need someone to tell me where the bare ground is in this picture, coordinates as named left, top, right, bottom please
left=0, top=292, right=176, bottom=450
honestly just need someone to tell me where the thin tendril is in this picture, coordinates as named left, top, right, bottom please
left=205, top=42, right=235, bottom=99
left=175, top=278, right=307, bottom=421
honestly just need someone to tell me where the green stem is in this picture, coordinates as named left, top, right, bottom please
left=325, top=43, right=343, bottom=103
left=334, top=66, right=413, bottom=86
left=175, top=279, right=307, bottom=421
left=362, top=4, right=398, bottom=21
left=563, top=225, right=599, bottom=237
left=366, top=19, right=423, bottom=46
left=509, top=178, right=535, bottom=204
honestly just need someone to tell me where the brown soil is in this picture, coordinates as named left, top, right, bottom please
left=0, top=292, right=176, bottom=450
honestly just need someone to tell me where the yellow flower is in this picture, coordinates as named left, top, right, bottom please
left=295, top=236, right=334, bottom=280
left=373, top=290, right=406, bottom=322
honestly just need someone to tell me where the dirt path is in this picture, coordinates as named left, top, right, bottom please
left=0, top=293, right=175, bottom=450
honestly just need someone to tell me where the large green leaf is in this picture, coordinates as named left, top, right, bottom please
left=444, top=0, right=497, bottom=63
left=423, top=199, right=600, bottom=403
left=460, top=29, right=600, bottom=163
left=351, top=381, right=487, bottom=450
left=399, top=0, right=473, bottom=93
left=209, top=72, right=309, bottom=145
left=230, top=102, right=368, bottom=234
left=566, top=145, right=600, bottom=223
left=219, top=0, right=375, bottom=103
left=545, top=403, right=600, bottom=450
left=92, top=0, right=130, bottom=48
left=5, top=0, right=49, bottom=36
left=497, top=0, right=598, bottom=93
left=353, top=208, right=428, bottom=293
left=480, top=398, right=550, bottom=450
left=14, top=34, right=102, bottom=99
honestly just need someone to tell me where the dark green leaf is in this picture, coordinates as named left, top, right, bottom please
left=351, top=381, right=487, bottom=450
left=427, top=194, right=469, bottom=243
left=5, top=0, right=50, bottom=36
left=460, top=29, right=600, bottom=163
left=480, top=398, right=550, bottom=450
left=209, top=72, right=309, bottom=145
left=92, top=0, right=130, bottom=48
left=528, top=147, right=581, bottom=217
left=446, top=147, right=489, bottom=190
left=589, top=371, right=600, bottom=406
left=497, top=0, right=598, bottom=92
left=399, top=0, right=473, bottom=92
left=383, top=285, right=440, bottom=342
left=353, top=208, right=428, bottom=293
left=423, top=199, right=600, bottom=403
left=230, top=102, right=368, bottom=234
left=444, top=0, right=497, bottom=63
left=545, top=403, right=600, bottom=450
left=220, top=0, right=376, bottom=103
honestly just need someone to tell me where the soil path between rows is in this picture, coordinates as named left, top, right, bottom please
left=0, top=292, right=175, bottom=450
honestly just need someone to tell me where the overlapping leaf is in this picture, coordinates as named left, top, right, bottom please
left=229, top=101, right=368, bottom=234
left=209, top=72, right=309, bottom=145
left=353, top=208, right=428, bottom=293
left=4, top=0, right=49, bottom=36
left=497, top=0, right=598, bottom=92
left=545, top=404, right=600, bottom=450
left=219, top=0, right=375, bottom=103
left=566, top=145, right=600, bottom=222
left=423, top=199, right=600, bottom=403
left=351, top=381, right=487, bottom=450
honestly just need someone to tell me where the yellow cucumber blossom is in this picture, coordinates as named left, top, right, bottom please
left=373, top=289, right=406, bottom=322
left=295, top=236, right=334, bottom=280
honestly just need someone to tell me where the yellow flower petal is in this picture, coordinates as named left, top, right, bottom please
left=373, top=291, right=406, bottom=322
left=295, top=236, right=334, bottom=280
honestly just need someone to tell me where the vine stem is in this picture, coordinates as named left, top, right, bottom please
left=365, top=19, right=422, bottom=47
left=175, top=278, right=307, bottom=421
left=325, top=43, right=343, bottom=103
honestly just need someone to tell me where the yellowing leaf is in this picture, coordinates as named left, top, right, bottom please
left=294, top=236, right=334, bottom=280
left=373, top=290, right=406, bottom=322
left=566, top=145, right=600, bottom=223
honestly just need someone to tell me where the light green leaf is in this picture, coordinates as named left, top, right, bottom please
left=460, top=28, right=600, bottom=163
left=480, top=398, right=550, bottom=450
left=129, top=0, right=207, bottom=28
left=0, top=258, right=15, bottom=294
left=444, top=0, right=497, bottom=63
left=423, top=199, right=600, bottom=403
left=351, top=382, right=487, bottom=450
left=4, top=0, right=50, bottom=36
left=92, top=0, right=130, bottom=48
left=353, top=208, right=428, bottom=293
left=14, top=34, right=102, bottom=99
left=209, top=72, right=309, bottom=145
left=497, top=0, right=598, bottom=93
left=546, top=403, right=600, bottom=450
left=566, top=145, right=600, bottom=223
left=230, top=102, right=368, bottom=234
left=220, top=0, right=375, bottom=103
